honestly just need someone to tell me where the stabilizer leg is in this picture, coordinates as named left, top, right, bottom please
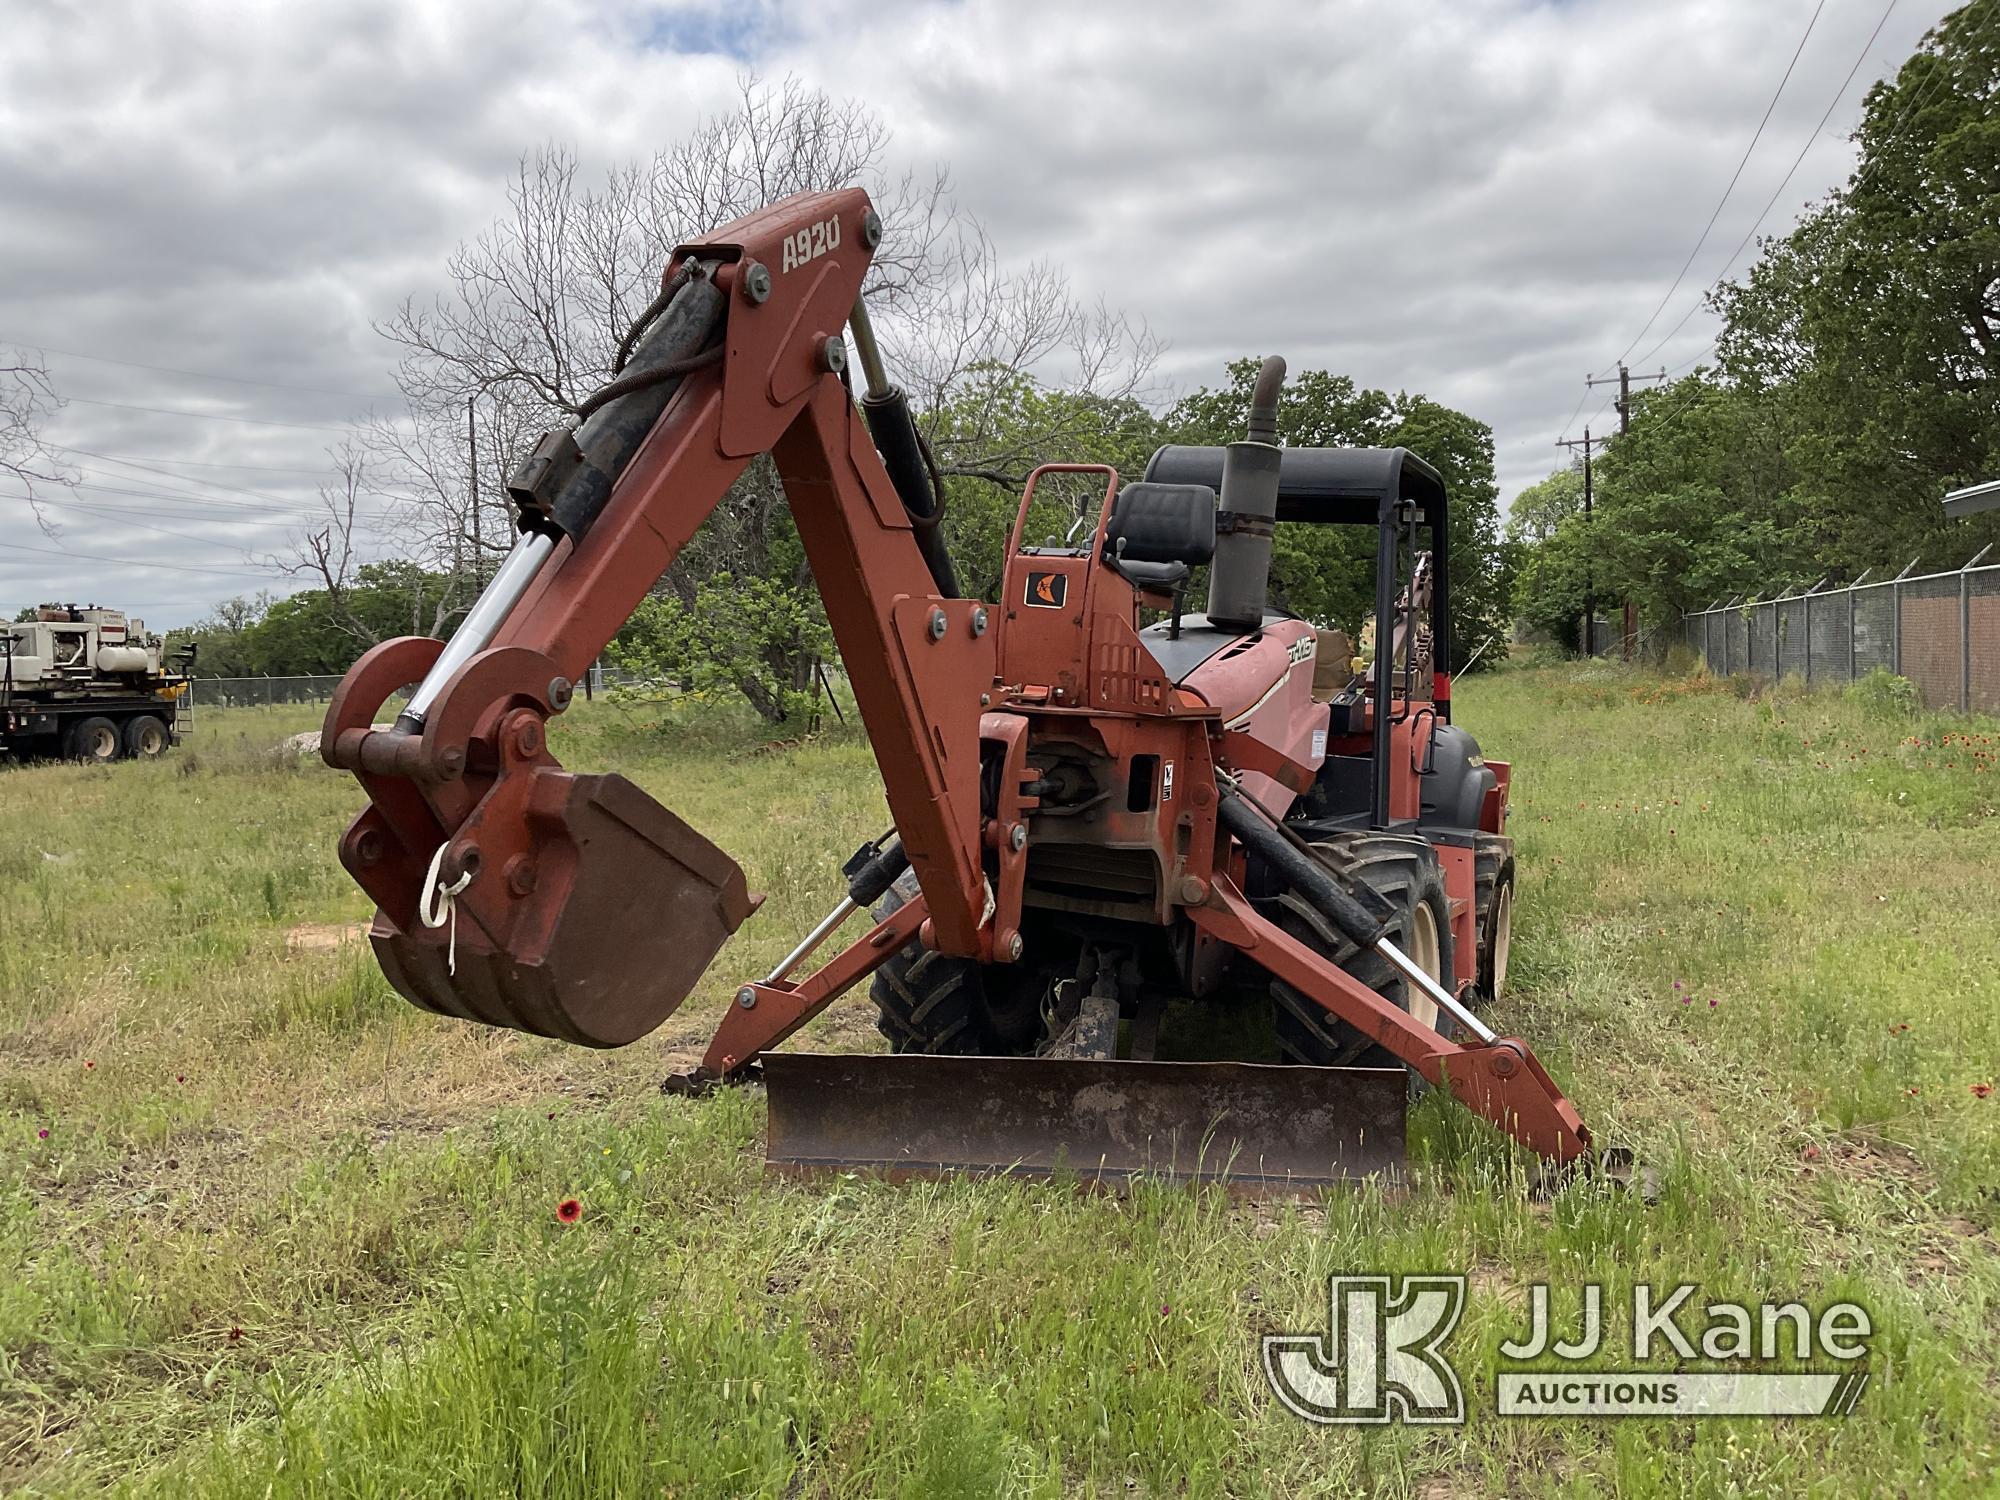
left=1190, top=878, right=1592, bottom=1163
left=664, top=891, right=931, bottom=1091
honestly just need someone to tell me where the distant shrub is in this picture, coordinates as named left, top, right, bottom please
left=1845, top=667, right=1920, bottom=717
left=1660, top=643, right=1702, bottom=678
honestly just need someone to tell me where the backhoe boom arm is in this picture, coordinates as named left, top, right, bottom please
left=322, top=188, right=992, bottom=1046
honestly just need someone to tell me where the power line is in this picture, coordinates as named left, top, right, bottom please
left=0, top=529, right=283, bottom=580
left=50, top=442, right=341, bottom=477
left=64, top=446, right=375, bottom=512
left=1601, top=0, right=1828, bottom=376
left=57, top=394, right=367, bottom=433
left=4, top=337, right=399, bottom=403
left=1840, top=0, right=1986, bottom=201
left=1631, top=0, right=1906, bottom=369
left=47, top=476, right=400, bottom=531
left=1555, top=384, right=1592, bottom=445
left=61, top=490, right=384, bottom=531
left=24, top=498, right=278, bottom=550
left=66, top=457, right=321, bottom=511
left=57, top=475, right=335, bottom=520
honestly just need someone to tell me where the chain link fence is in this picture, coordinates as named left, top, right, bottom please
left=1682, top=556, right=2000, bottom=712
left=186, top=663, right=632, bottom=711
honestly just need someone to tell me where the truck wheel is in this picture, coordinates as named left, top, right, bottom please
left=123, top=715, right=170, bottom=760
left=66, top=716, right=120, bottom=764
left=868, top=871, right=1043, bottom=1055
left=1473, top=835, right=1514, bottom=1000
left=1270, top=833, right=1455, bottom=1069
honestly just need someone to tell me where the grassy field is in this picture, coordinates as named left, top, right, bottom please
left=2, top=664, right=1997, bottom=1496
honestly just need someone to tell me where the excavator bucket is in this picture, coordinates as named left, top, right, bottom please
left=762, top=1053, right=1407, bottom=1192
left=362, top=772, right=760, bottom=1048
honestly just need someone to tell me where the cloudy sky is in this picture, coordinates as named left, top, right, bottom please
left=0, top=0, right=1958, bottom=628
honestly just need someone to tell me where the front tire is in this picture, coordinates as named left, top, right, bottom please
left=868, top=871, right=1043, bottom=1055
left=1270, top=833, right=1454, bottom=1069
left=1473, top=835, right=1514, bottom=1001
left=66, top=716, right=120, bottom=764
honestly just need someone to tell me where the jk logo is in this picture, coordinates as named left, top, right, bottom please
left=1264, top=1275, right=1466, bottom=1425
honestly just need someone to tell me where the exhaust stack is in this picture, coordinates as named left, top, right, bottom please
left=1205, top=355, right=1287, bottom=630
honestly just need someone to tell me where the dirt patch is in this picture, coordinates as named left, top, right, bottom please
left=1822, top=1138, right=1935, bottom=1190
left=285, top=922, right=367, bottom=954
left=1415, top=1475, right=1487, bottom=1500
left=1911, top=1215, right=1999, bottom=1281
left=1468, top=1258, right=1527, bottom=1309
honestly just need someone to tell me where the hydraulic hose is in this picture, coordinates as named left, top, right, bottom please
left=1216, top=788, right=1383, bottom=950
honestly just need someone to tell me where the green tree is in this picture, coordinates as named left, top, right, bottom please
left=1505, top=468, right=1590, bottom=648
left=166, top=594, right=272, bottom=677
left=607, top=574, right=832, bottom=722
left=1516, top=5, right=1999, bottom=642
left=1718, top=1, right=2000, bottom=575
left=929, top=366, right=1164, bottom=597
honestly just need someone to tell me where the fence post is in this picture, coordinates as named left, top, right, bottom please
left=1848, top=571, right=1870, bottom=682
left=1963, top=548, right=1992, bottom=714
left=1893, top=557, right=1919, bottom=678
left=1804, top=578, right=1828, bottom=684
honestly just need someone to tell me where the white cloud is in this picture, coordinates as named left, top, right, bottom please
left=0, top=0, right=1955, bottom=624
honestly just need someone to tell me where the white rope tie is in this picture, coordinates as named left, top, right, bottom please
left=419, top=842, right=474, bottom=975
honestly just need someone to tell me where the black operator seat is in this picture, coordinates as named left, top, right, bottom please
left=1102, top=481, right=1216, bottom=591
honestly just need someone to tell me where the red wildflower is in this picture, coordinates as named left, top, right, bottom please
left=1907, top=1087, right=1921, bottom=1097
left=556, top=1197, right=583, bottom=1224
left=228, top=1327, right=244, bottom=1342
left=83, top=1060, right=94, bottom=1071
left=1802, top=1144, right=1821, bottom=1161
left=36, top=1128, right=48, bottom=1139
left=1972, top=1083, right=1993, bottom=1100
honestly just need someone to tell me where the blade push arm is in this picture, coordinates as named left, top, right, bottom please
left=323, top=188, right=995, bottom=1046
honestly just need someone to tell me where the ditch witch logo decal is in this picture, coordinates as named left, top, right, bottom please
left=1264, top=1276, right=1873, bottom=1424
left=1023, top=571, right=1068, bottom=609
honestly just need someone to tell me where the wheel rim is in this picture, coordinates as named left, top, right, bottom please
left=138, top=724, right=165, bottom=756
left=86, top=726, right=115, bottom=760
left=1491, top=883, right=1513, bottom=998
left=1404, top=901, right=1442, bottom=1032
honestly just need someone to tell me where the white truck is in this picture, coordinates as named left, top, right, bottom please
left=0, top=604, right=190, bottom=761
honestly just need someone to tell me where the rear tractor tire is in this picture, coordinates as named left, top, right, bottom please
left=66, top=716, right=120, bottom=765
left=867, top=871, right=1044, bottom=1056
left=123, top=714, right=170, bottom=761
left=1270, top=832, right=1455, bottom=1070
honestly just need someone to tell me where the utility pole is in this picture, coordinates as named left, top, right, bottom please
left=1554, top=427, right=1613, bottom=657
left=1585, top=363, right=1667, bottom=435
left=467, top=394, right=482, bottom=591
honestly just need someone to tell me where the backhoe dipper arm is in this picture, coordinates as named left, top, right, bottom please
left=321, top=188, right=994, bottom=1048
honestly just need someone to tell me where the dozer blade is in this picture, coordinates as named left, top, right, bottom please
left=762, top=1053, right=1406, bottom=1193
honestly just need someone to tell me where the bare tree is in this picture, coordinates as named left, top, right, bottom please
left=370, top=73, right=1159, bottom=719
left=2, top=351, right=75, bottom=533
left=269, top=442, right=461, bottom=645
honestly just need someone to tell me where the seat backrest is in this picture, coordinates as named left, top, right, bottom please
left=1104, top=482, right=1217, bottom=566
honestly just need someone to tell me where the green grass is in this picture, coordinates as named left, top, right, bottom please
left=1, top=667, right=1996, bottom=1496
